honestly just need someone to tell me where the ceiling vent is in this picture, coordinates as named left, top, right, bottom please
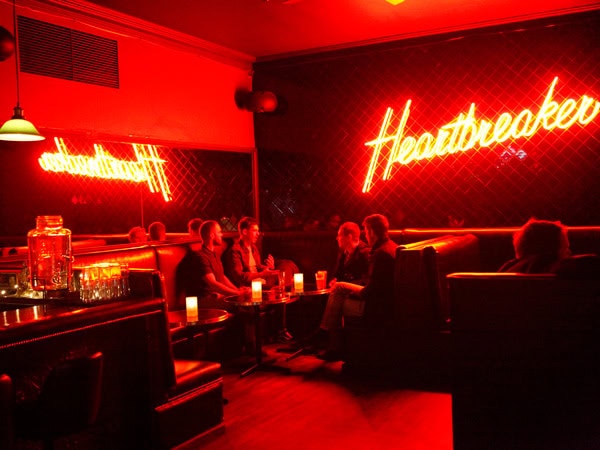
left=18, top=16, right=119, bottom=89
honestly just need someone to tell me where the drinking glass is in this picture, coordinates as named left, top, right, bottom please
left=315, top=270, right=327, bottom=290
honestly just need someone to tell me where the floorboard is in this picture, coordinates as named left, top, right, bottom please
left=184, top=342, right=453, bottom=450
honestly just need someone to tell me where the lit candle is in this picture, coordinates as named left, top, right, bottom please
left=186, top=296, right=198, bottom=323
left=293, top=273, right=304, bottom=293
left=251, top=279, right=262, bottom=300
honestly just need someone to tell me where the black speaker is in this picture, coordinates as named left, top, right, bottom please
left=235, top=90, right=278, bottom=113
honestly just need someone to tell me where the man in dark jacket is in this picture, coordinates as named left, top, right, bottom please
left=316, top=214, right=397, bottom=361
left=221, top=216, right=276, bottom=287
left=330, top=221, right=370, bottom=286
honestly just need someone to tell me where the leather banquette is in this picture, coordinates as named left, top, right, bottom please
left=399, top=226, right=600, bottom=271
left=449, top=270, right=600, bottom=450
left=72, top=238, right=205, bottom=311
left=343, top=233, right=481, bottom=372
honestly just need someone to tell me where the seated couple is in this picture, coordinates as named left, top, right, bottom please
left=176, top=217, right=279, bottom=310
left=309, top=214, right=397, bottom=362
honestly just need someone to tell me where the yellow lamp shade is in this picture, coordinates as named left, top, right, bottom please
left=0, top=106, right=45, bottom=142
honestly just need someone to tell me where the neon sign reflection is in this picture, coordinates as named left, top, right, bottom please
left=363, top=77, right=600, bottom=193
left=38, top=137, right=172, bottom=201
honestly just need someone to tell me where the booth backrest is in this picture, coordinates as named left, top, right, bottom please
left=400, top=226, right=600, bottom=271
left=154, top=244, right=194, bottom=311
left=395, top=234, right=480, bottom=331
left=449, top=270, right=600, bottom=383
left=74, top=244, right=158, bottom=270
left=448, top=272, right=600, bottom=450
left=261, top=231, right=340, bottom=277
left=72, top=239, right=204, bottom=310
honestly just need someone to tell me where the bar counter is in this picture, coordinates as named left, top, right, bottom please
left=0, top=293, right=176, bottom=449
left=0, top=296, right=167, bottom=348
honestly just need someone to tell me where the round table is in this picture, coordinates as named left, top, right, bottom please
left=168, top=308, right=232, bottom=360
left=168, top=308, right=231, bottom=328
left=224, top=290, right=298, bottom=377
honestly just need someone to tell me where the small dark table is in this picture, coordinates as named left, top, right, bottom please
left=168, top=309, right=232, bottom=360
left=225, top=290, right=298, bottom=377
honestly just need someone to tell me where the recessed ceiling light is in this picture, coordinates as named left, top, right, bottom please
left=386, top=0, right=406, bottom=5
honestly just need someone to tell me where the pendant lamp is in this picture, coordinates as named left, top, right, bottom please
left=0, top=0, right=44, bottom=141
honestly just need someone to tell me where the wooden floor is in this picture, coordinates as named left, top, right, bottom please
left=185, top=342, right=453, bottom=450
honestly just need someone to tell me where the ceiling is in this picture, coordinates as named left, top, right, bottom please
left=83, top=0, right=600, bottom=60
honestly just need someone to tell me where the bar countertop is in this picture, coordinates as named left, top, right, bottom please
left=0, top=296, right=167, bottom=348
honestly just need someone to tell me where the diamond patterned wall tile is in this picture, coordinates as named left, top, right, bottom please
left=254, top=11, right=600, bottom=229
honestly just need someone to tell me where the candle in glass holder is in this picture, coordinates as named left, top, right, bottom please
left=293, top=273, right=304, bottom=293
left=251, top=279, right=262, bottom=300
left=186, top=296, right=198, bottom=323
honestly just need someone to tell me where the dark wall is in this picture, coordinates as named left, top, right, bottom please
left=253, top=11, right=600, bottom=230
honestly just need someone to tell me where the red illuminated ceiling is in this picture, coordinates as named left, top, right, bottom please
left=81, top=0, right=599, bottom=59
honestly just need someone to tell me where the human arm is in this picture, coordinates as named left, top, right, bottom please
left=263, top=254, right=275, bottom=270
left=222, top=245, right=267, bottom=286
left=202, top=272, right=244, bottom=296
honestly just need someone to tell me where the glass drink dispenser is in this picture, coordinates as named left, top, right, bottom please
left=27, top=215, right=72, bottom=292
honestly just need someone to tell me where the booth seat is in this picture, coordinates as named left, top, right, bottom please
left=343, top=234, right=481, bottom=374
left=399, top=226, right=600, bottom=271
left=449, top=272, right=600, bottom=450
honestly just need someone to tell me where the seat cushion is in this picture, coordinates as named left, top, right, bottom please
left=155, top=360, right=224, bottom=449
left=170, top=360, right=222, bottom=398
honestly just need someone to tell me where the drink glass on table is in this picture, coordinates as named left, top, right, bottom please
left=315, top=270, right=327, bottom=290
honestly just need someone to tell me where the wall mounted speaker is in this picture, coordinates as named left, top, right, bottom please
left=235, top=89, right=278, bottom=113
left=0, top=26, right=15, bottom=61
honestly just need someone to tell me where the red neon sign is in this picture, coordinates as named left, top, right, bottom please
left=363, top=77, right=600, bottom=193
left=38, top=137, right=172, bottom=201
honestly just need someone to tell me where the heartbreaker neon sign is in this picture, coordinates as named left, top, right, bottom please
left=38, top=137, right=172, bottom=201
left=363, top=77, right=600, bottom=193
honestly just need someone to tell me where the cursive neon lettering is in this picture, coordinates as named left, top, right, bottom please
left=509, top=109, right=534, bottom=139
left=363, top=77, right=600, bottom=193
left=38, top=137, right=172, bottom=201
left=578, top=96, right=600, bottom=124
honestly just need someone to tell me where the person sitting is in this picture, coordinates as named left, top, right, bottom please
left=498, top=218, right=571, bottom=273
left=128, top=226, right=147, bottom=243
left=186, top=217, right=203, bottom=251
left=311, top=214, right=397, bottom=361
left=222, top=217, right=294, bottom=342
left=148, top=221, right=167, bottom=241
left=187, top=218, right=203, bottom=238
left=330, top=221, right=370, bottom=286
left=221, top=216, right=276, bottom=288
left=176, top=220, right=245, bottom=310
left=324, top=213, right=342, bottom=231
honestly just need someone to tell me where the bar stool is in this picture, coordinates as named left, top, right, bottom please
left=14, top=352, right=104, bottom=450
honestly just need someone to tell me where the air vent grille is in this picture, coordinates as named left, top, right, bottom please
left=18, top=16, right=119, bottom=89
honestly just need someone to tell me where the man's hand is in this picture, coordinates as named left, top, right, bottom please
left=264, top=254, right=275, bottom=270
left=238, top=286, right=251, bottom=296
